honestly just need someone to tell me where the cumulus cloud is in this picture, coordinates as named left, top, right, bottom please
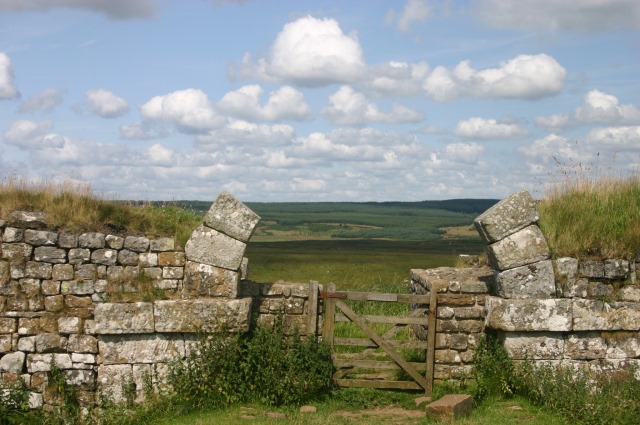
left=119, top=121, right=168, bottom=140
left=195, top=120, right=295, bottom=150
left=19, top=88, right=65, bottom=113
left=454, top=117, right=528, bottom=139
left=230, top=15, right=366, bottom=86
left=86, top=89, right=130, bottom=118
left=0, top=53, right=19, bottom=99
left=586, top=126, right=640, bottom=148
left=473, top=0, right=640, bottom=33
left=443, top=142, right=485, bottom=164
left=3, top=120, right=61, bottom=149
left=386, top=0, right=432, bottom=32
left=322, top=85, right=423, bottom=125
left=217, top=85, right=312, bottom=121
left=423, top=54, right=567, bottom=101
left=366, top=61, right=430, bottom=97
left=141, top=89, right=225, bottom=133
left=535, top=90, right=640, bottom=131
left=0, top=0, right=156, bottom=20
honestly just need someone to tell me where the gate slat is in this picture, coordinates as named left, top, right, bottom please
left=334, top=314, right=429, bottom=325
left=334, top=379, right=422, bottom=391
left=333, top=337, right=431, bottom=349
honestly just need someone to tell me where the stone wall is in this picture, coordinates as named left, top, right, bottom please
left=0, top=192, right=318, bottom=410
left=476, top=190, right=640, bottom=377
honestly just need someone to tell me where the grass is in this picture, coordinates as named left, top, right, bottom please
left=537, top=168, right=639, bottom=259
left=0, top=175, right=201, bottom=246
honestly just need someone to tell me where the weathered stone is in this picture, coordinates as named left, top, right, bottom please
left=138, top=253, right=158, bottom=267
left=98, top=334, right=185, bottom=364
left=0, top=260, right=9, bottom=286
left=573, top=300, right=640, bottom=331
left=154, top=298, right=251, bottom=333
left=3, top=227, right=23, bottom=243
left=283, top=314, right=307, bottom=335
left=426, top=394, right=472, bottom=422
left=150, top=238, right=175, bottom=252
left=51, top=264, right=74, bottom=281
left=486, top=225, right=550, bottom=271
left=18, top=318, right=40, bottom=335
left=33, top=246, right=66, bottom=264
left=105, top=234, right=124, bottom=249
left=579, top=260, right=604, bottom=278
left=485, top=297, right=572, bottom=331
left=68, top=248, right=91, bottom=265
left=94, top=302, right=154, bottom=334
left=9, top=211, right=47, bottom=229
left=203, top=191, right=261, bottom=242
left=618, top=286, right=640, bottom=302
left=605, top=332, right=640, bottom=358
left=117, top=249, right=139, bottom=266
left=183, top=261, right=239, bottom=298
left=185, top=226, right=246, bottom=271
left=25, top=261, right=52, bottom=279
left=9, top=263, right=24, bottom=279
left=78, top=232, right=105, bottom=248
left=97, top=364, right=132, bottom=403
left=473, top=190, right=538, bottom=243
left=64, top=295, right=93, bottom=309
left=158, top=252, right=185, bottom=266
left=565, top=332, right=606, bottom=359
left=57, top=233, right=78, bottom=248
left=1, top=243, right=32, bottom=262
left=17, top=336, right=36, bottom=352
left=156, top=279, right=179, bottom=290
left=24, top=230, right=58, bottom=246
left=284, top=298, right=305, bottom=315
left=124, top=236, right=150, bottom=253
left=560, top=277, right=588, bottom=298
left=0, top=317, right=17, bottom=333
left=604, top=259, right=629, bottom=279
left=411, top=266, right=493, bottom=293
left=500, top=332, right=564, bottom=359
left=555, top=257, right=579, bottom=278
left=0, top=351, right=25, bottom=373
left=75, top=264, right=96, bottom=279
left=67, top=334, right=98, bottom=353
left=91, top=249, right=118, bottom=266
left=493, top=260, right=556, bottom=298
left=35, top=333, right=66, bottom=353
left=240, top=257, right=249, bottom=280
left=588, top=281, right=614, bottom=298
left=44, top=295, right=64, bottom=311
left=162, top=267, right=183, bottom=279
left=64, top=369, right=95, bottom=389
left=61, top=280, right=95, bottom=295
left=0, top=335, right=11, bottom=352
left=58, top=317, right=82, bottom=334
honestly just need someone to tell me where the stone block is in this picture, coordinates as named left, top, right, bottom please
left=183, top=261, right=238, bottom=298
left=162, top=267, right=183, bottom=279
left=0, top=351, right=26, bottom=373
left=44, top=295, right=64, bottom=311
left=67, top=334, right=98, bottom=353
left=0, top=318, right=16, bottom=334
left=494, top=260, right=556, bottom=298
left=0, top=261, right=9, bottom=286
left=0, top=335, right=11, bottom=352
left=3, top=227, right=23, bottom=243
left=58, top=233, right=78, bottom=248
left=61, top=280, right=95, bottom=295
left=97, top=364, right=132, bottom=403
left=555, top=257, right=578, bottom=278
left=158, top=252, right=185, bottom=266
left=572, top=300, right=640, bottom=331
left=560, top=277, right=588, bottom=298
left=33, top=246, right=66, bottom=264
left=69, top=248, right=91, bottom=265
left=52, top=264, right=74, bottom=281
left=588, top=281, right=614, bottom=298
left=604, top=259, right=629, bottom=279
left=473, top=190, right=538, bottom=243
left=58, top=317, right=83, bottom=334
left=486, top=225, right=550, bottom=271
left=579, top=260, right=604, bottom=278
left=185, top=226, right=247, bottom=271
left=94, top=302, right=154, bottom=334
left=150, top=238, right=175, bottom=252
left=117, top=249, right=139, bottom=265
left=564, top=333, right=606, bottom=359
left=78, top=232, right=105, bottom=248
left=124, top=236, right=150, bottom=253
left=138, top=253, right=158, bottom=267
left=24, top=230, right=58, bottom=246
left=1, top=243, right=33, bottom=262
left=154, top=298, right=251, bottom=333
left=500, top=332, right=564, bottom=359
left=618, top=286, right=640, bottom=302
left=91, top=249, right=118, bottom=266
left=203, top=191, right=261, bottom=242
left=35, top=333, right=66, bottom=353
left=426, top=394, right=472, bottom=421
left=26, top=261, right=52, bottom=279
left=27, top=353, right=72, bottom=372
left=9, top=211, right=47, bottom=228
left=17, top=336, right=36, bottom=352
left=485, top=297, right=572, bottom=331
left=98, top=334, right=185, bottom=364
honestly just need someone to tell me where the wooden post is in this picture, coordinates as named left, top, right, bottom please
left=323, top=282, right=336, bottom=347
left=425, top=287, right=438, bottom=398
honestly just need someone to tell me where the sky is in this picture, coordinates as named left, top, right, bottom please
left=0, top=0, right=639, bottom=202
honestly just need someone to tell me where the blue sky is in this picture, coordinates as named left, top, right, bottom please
left=1, top=0, right=639, bottom=202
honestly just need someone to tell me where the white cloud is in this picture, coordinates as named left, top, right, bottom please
left=140, top=89, right=225, bottom=133
left=119, top=121, right=168, bottom=140
left=195, top=120, right=295, bottom=150
left=473, top=0, right=640, bottom=33
left=19, top=88, right=65, bottom=113
left=518, top=134, right=592, bottom=165
left=231, top=15, right=366, bottom=86
left=575, top=90, right=640, bottom=125
left=147, top=144, right=174, bottom=166
left=586, top=126, right=640, bottom=148
left=290, top=178, right=327, bottom=193
left=423, top=54, right=567, bottom=101
left=322, top=85, right=423, bottom=125
left=443, top=142, right=485, bottom=164
left=386, top=0, right=432, bottom=32
left=0, top=0, right=156, bottom=20
left=534, top=113, right=571, bottom=132
left=367, top=61, right=430, bottom=97
left=0, top=53, right=19, bottom=99
left=86, top=89, right=130, bottom=118
left=454, top=117, right=528, bottom=139
left=3, top=119, right=61, bottom=149
left=217, top=85, right=312, bottom=121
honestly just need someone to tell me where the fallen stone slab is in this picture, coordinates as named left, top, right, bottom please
left=426, top=394, right=472, bottom=421
left=473, top=190, right=538, bottom=243
left=203, top=191, right=261, bottom=243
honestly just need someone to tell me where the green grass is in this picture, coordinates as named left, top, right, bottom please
left=538, top=173, right=639, bottom=259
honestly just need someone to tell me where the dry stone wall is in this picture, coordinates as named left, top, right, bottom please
left=0, top=191, right=319, bottom=410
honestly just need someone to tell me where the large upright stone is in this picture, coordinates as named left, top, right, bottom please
left=494, top=260, right=556, bottom=298
left=185, top=226, right=246, bottom=270
left=183, top=261, right=238, bottom=298
left=486, top=225, right=550, bottom=271
left=203, top=191, right=261, bottom=242
left=473, top=190, right=538, bottom=243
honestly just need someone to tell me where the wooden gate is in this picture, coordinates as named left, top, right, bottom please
left=321, top=283, right=437, bottom=397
